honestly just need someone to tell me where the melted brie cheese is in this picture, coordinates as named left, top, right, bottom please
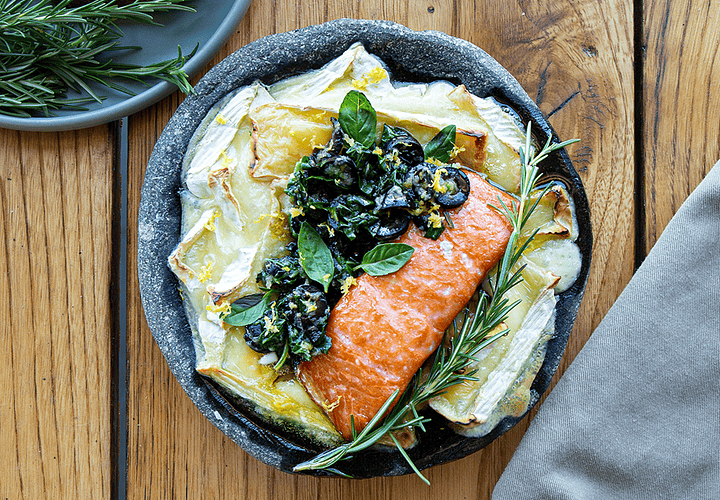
left=168, top=43, right=583, bottom=443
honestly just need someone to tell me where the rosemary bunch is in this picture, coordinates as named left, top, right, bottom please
left=294, top=124, right=579, bottom=483
left=0, top=0, right=196, bottom=118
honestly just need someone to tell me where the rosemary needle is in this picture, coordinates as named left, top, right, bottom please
left=0, top=0, right=197, bottom=118
left=294, top=124, right=579, bottom=482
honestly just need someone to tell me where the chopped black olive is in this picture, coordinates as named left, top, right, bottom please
left=376, top=185, right=413, bottom=211
left=434, top=167, right=470, bottom=208
left=244, top=305, right=286, bottom=354
left=257, top=254, right=305, bottom=292
left=323, top=155, right=357, bottom=189
left=406, top=162, right=438, bottom=202
left=243, top=284, right=331, bottom=362
left=284, top=284, right=330, bottom=345
left=325, top=117, right=345, bottom=155
left=383, top=129, right=424, bottom=166
left=371, top=209, right=411, bottom=241
left=413, top=213, right=445, bottom=240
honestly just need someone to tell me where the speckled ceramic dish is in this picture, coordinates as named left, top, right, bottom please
left=0, top=0, right=251, bottom=132
left=137, top=19, right=592, bottom=478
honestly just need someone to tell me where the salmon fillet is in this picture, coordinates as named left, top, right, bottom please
left=297, top=171, right=513, bottom=439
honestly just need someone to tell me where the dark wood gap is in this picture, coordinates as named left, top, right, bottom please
left=634, top=0, right=647, bottom=269
left=110, top=117, right=129, bottom=500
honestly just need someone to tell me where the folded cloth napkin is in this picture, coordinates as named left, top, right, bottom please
left=492, top=161, right=720, bottom=500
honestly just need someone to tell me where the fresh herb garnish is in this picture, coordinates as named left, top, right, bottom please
left=227, top=91, right=469, bottom=369
left=0, top=0, right=196, bottom=118
left=240, top=284, right=331, bottom=369
left=298, top=221, right=335, bottom=293
left=355, top=243, right=414, bottom=276
left=338, top=90, right=377, bottom=148
left=293, top=123, right=579, bottom=483
left=424, top=124, right=457, bottom=163
left=222, top=293, right=273, bottom=327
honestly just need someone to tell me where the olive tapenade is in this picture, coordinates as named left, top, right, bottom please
left=223, top=90, right=471, bottom=368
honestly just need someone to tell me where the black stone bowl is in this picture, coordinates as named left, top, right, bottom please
left=138, top=19, right=592, bottom=478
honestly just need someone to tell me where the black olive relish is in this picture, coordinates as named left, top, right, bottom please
left=225, top=91, right=471, bottom=368
left=244, top=283, right=331, bottom=361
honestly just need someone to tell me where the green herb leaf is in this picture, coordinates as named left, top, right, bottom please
left=380, top=124, right=402, bottom=144
left=298, top=222, right=335, bottom=293
left=222, top=293, right=272, bottom=326
left=356, top=243, right=414, bottom=276
left=338, top=90, right=377, bottom=148
left=424, top=124, right=457, bottom=163
left=0, top=0, right=196, bottom=118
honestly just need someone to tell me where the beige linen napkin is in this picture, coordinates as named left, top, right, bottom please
left=492, top=162, right=720, bottom=499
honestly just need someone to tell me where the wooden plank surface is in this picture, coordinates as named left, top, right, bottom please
left=0, top=126, right=116, bottom=499
left=643, top=0, right=720, bottom=252
left=3, top=0, right=717, bottom=497
left=125, top=0, right=635, bottom=498
left=452, top=0, right=636, bottom=386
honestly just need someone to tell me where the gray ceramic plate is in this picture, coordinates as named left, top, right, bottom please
left=0, top=0, right=251, bottom=131
left=138, top=19, right=592, bottom=478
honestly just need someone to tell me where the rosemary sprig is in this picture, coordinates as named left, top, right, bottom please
left=294, top=124, right=579, bottom=482
left=0, top=0, right=196, bottom=118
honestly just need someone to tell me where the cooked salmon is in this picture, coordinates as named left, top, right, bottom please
left=297, top=171, right=513, bottom=439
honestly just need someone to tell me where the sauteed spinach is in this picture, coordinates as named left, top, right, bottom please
left=223, top=90, right=470, bottom=369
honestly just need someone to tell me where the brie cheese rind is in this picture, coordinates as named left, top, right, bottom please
left=168, top=43, right=581, bottom=444
left=428, top=257, right=560, bottom=431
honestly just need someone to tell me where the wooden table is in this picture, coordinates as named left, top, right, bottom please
left=2, top=0, right=718, bottom=498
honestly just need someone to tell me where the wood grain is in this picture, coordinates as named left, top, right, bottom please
left=0, top=126, right=116, bottom=499
left=479, top=0, right=637, bottom=379
left=125, top=0, right=635, bottom=498
left=2, top=0, right=716, bottom=497
left=448, top=0, right=636, bottom=488
left=643, top=0, right=720, bottom=252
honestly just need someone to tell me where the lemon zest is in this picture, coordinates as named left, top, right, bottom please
left=198, top=260, right=214, bottom=282
left=206, top=301, right=231, bottom=316
left=321, top=396, right=342, bottom=413
left=341, top=275, right=358, bottom=295
left=352, top=67, right=388, bottom=89
left=432, top=167, right=449, bottom=193
left=255, top=211, right=289, bottom=238
left=289, top=206, right=304, bottom=218
left=264, top=304, right=280, bottom=333
left=203, top=211, right=219, bottom=232
left=220, top=150, right=236, bottom=169
left=429, top=211, right=444, bottom=228
left=451, top=144, right=466, bottom=158
left=320, top=222, right=335, bottom=237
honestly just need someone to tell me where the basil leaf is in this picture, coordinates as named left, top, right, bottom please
left=356, top=243, right=414, bottom=276
left=223, top=293, right=272, bottom=327
left=298, top=222, right=335, bottom=292
left=424, top=124, right=457, bottom=163
left=338, top=90, right=377, bottom=148
left=380, top=123, right=402, bottom=144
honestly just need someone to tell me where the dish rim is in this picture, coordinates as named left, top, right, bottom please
left=137, top=18, right=593, bottom=478
left=0, top=0, right=252, bottom=132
